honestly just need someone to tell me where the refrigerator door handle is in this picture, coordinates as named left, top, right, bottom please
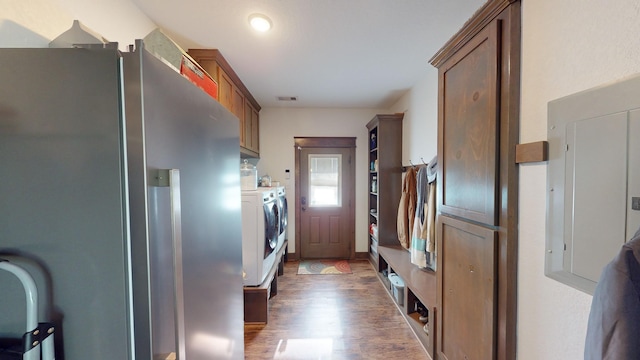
left=152, top=169, right=187, bottom=360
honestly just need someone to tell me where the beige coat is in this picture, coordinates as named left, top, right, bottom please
left=397, top=167, right=417, bottom=249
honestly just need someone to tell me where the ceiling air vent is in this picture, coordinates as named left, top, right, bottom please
left=277, top=96, right=298, bottom=101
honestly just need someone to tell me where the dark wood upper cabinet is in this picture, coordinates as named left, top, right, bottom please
left=430, top=0, right=521, bottom=359
left=187, top=49, right=261, bottom=158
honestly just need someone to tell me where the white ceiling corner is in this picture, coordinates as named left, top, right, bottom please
left=131, top=0, right=486, bottom=109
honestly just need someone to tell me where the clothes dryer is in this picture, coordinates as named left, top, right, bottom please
left=274, top=186, right=288, bottom=252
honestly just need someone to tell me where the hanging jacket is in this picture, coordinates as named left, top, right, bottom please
left=397, top=167, right=417, bottom=249
left=410, top=166, right=428, bottom=267
left=584, top=226, right=640, bottom=360
left=423, top=157, right=437, bottom=254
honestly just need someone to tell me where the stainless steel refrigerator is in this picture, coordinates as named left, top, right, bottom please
left=0, top=42, right=244, bottom=359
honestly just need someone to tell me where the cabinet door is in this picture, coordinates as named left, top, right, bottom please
left=232, top=87, right=244, bottom=121
left=437, top=215, right=497, bottom=360
left=250, top=106, right=259, bottom=152
left=217, top=66, right=234, bottom=111
left=231, top=87, right=245, bottom=148
left=438, top=21, right=499, bottom=226
left=244, top=101, right=260, bottom=153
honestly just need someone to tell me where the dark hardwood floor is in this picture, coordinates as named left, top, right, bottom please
left=244, top=260, right=429, bottom=359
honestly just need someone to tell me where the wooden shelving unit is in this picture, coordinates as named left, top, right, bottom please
left=366, top=114, right=403, bottom=268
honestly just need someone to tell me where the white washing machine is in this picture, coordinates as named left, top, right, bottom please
left=241, top=188, right=279, bottom=286
left=259, top=186, right=287, bottom=252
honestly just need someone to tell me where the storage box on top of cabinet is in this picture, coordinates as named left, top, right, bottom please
left=143, top=28, right=218, bottom=100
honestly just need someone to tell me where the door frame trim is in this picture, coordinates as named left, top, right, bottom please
left=294, top=137, right=357, bottom=260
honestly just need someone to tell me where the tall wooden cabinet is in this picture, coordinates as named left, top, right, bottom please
left=429, top=1, right=521, bottom=359
left=187, top=49, right=261, bottom=158
left=366, top=114, right=403, bottom=267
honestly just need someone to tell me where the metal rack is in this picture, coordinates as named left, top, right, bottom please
left=0, top=259, right=55, bottom=360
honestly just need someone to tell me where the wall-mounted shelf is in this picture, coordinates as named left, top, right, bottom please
left=515, top=141, right=548, bottom=163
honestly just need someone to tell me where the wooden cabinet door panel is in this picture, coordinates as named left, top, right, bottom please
left=438, top=21, right=500, bottom=225
left=232, top=87, right=244, bottom=121
left=437, top=215, right=497, bottom=360
left=243, top=102, right=252, bottom=148
left=230, top=87, right=244, bottom=147
left=217, top=67, right=234, bottom=111
left=243, top=101, right=259, bottom=153
left=251, top=107, right=259, bottom=152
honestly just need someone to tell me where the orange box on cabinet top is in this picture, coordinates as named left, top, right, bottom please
left=180, top=56, right=218, bottom=100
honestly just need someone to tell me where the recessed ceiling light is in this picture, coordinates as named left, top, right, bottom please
left=249, top=14, right=272, bottom=32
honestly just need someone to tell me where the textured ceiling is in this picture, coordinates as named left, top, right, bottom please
left=131, top=0, right=485, bottom=109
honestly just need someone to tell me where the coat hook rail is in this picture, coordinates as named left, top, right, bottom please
left=401, top=159, right=428, bottom=172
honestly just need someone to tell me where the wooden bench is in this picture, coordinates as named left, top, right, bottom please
left=377, top=244, right=437, bottom=357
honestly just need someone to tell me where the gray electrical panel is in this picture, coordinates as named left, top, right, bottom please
left=546, top=74, right=640, bottom=295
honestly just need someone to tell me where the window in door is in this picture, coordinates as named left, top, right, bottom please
left=308, top=154, right=342, bottom=207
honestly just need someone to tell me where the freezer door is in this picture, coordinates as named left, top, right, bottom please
left=0, top=48, right=134, bottom=359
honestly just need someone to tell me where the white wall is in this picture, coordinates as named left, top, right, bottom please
left=1, top=0, right=71, bottom=47
left=518, top=1, right=640, bottom=359
left=0, top=0, right=155, bottom=48
left=389, top=68, right=439, bottom=164
left=257, top=107, right=384, bottom=254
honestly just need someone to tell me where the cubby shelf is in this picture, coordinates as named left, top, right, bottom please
left=376, top=244, right=436, bottom=359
